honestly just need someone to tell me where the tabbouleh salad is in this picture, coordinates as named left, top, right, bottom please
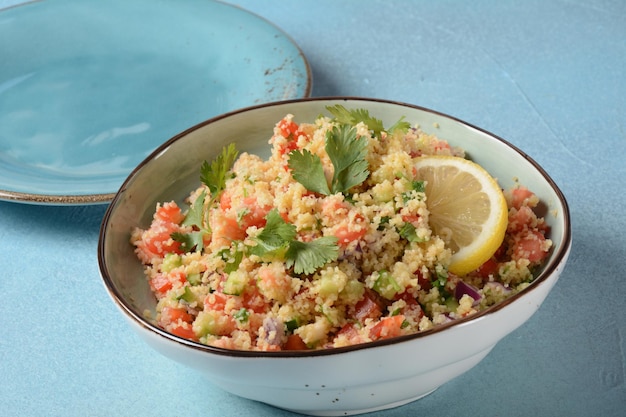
left=131, top=106, right=552, bottom=351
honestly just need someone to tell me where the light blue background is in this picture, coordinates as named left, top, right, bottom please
left=1, top=0, right=625, bottom=416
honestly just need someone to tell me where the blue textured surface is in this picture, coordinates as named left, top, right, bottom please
left=1, top=0, right=625, bottom=416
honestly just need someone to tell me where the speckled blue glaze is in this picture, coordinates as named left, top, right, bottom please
left=0, top=0, right=310, bottom=203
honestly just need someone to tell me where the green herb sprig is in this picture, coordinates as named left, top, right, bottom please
left=172, top=144, right=239, bottom=252
left=288, top=124, right=369, bottom=196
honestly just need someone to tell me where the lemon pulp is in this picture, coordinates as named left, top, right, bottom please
left=414, top=155, right=508, bottom=276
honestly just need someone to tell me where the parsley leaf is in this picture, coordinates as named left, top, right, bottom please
left=285, top=237, right=339, bottom=275
left=200, top=143, right=238, bottom=198
left=173, top=145, right=238, bottom=253
left=172, top=189, right=210, bottom=252
left=398, top=222, right=425, bottom=243
left=287, top=149, right=330, bottom=196
left=182, top=189, right=208, bottom=229
left=326, top=124, right=369, bottom=194
left=411, top=180, right=426, bottom=193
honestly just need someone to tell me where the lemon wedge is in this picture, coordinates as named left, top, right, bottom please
left=413, top=155, right=508, bottom=276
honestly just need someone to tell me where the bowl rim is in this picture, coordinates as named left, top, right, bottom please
left=98, top=96, right=572, bottom=358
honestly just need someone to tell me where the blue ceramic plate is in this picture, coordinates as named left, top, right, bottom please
left=0, top=0, right=311, bottom=204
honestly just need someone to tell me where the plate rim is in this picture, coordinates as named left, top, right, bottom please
left=0, top=0, right=312, bottom=205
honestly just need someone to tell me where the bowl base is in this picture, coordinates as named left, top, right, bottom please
left=282, top=388, right=437, bottom=416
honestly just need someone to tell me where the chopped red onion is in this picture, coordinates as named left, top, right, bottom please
left=455, top=281, right=482, bottom=306
left=262, top=317, right=285, bottom=346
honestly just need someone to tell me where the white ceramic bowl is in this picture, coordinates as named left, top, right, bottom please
left=98, top=98, right=571, bottom=416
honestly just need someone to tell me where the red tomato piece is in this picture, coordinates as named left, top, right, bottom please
left=239, top=196, right=271, bottom=230
left=369, top=315, right=405, bottom=340
left=510, top=186, right=535, bottom=210
left=354, top=290, right=383, bottom=322
left=204, top=292, right=231, bottom=312
left=476, top=257, right=499, bottom=279
left=161, top=306, right=194, bottom=325
left=155, top=202, right=185, bottom=224
left=170, top=324, right=198, bottom=341
left=513, top=230, right=548, bottom=263
left=284, top=334, right=308, bottom=350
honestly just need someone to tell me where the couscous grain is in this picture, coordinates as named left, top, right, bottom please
left=131, top=107, right=552, bottom=351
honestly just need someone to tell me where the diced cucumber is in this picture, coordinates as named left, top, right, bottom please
left=223, top=270, right=248, bottom=295
left=372, top=270, right=402, bottom=300
left=161, top=253, right=182, bottom=273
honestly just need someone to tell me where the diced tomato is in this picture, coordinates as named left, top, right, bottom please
left=210, top=212, right=247, bottom=247
left=334, top=213, right=367, bottom=246
left=401, top=214, right=421, bottom=225
left=510, top=186, right=535, bottom=210
left=321, top=198, right=349, bottom=218
left=144, top=224, right=183, bottom=256
left=476, top=257, right=499, bottom=279
left=335, top=225, right=367, bottom=246
left=219, top=191, right=232, bottom=210
left=155, top=202, right=185, bottom=224
left=243, top=282, right=269, bottom=314
left=277, top=118, right=307, bottom=157
left=277, top=118, right=301, bottom=138
left=161, top=306, right=194, bottom=324
left=337, top=323, right=360, bottom=339
left=354, top=290, right=383, bottom=322
left=508, top=205, right=536, bottom=233
left=150, top=274, right=173, bottom=296
left=239, top=196, right=271, bottom=230
left=278, top=140, right=300, bottom=157
left=414, top=270, right=431, bottom=291
left=170, top=324, right=198, bottom=341
left=150, top=271, right=186, bottom=297
left=513, top=230, right=548, bottom=263
left=160, top=306, right=198, bottom=341
left=395, top=291, right=418, bottom=306
left=284, top=334, right=308, bottom=350
left=369, top=315, right=405, bottom=340
left=395, top=291, right=425, bottom=321
left=212, top=196, right=271, bottom=247
left=204, top=291, right=231, bottom=311
left=279, top=211, right=291, bottom=223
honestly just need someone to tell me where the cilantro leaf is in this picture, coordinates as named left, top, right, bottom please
left=222, top=248, right=244, bottom=274
left=287, top=149, right=331, bottom=195
left=325, top=105, right=411, bottom=138
left=387, top=116, right=411, bottom=134
left=249, top=209, right=339, bottom=274
left=326, top=124, right=369, bottom=194
left=171, top=231, right=205, bottom=253
left=288, top=124, right=369, bottom=196
left=249, top=209, right=296, bottom=257
left=325, top=105, right=384, bottom=138
left=285, top=237, right=339, bottom=275
left=200, top=143, right=238, bottom=198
